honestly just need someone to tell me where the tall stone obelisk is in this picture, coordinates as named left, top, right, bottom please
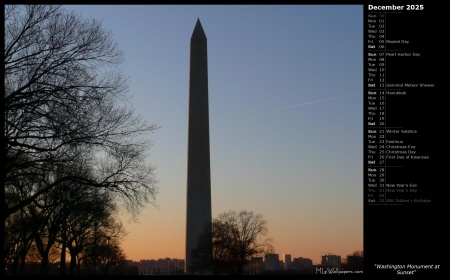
left=185, top=18, right=213, bottom=274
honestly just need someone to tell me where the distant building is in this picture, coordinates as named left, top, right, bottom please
left=321, top=254, right=341, bottom=268
left=244, top=254, right=318, bottom=275
left=346, top=255, right=363, bottom=271
left=264, top=254, right=282, bottom=271
left=124, top=260, right=139, bottom=275
left=292, top=257, right=313, bottom=269
left=283, top=254, right=292, bottom=270
left=139, top=258, right=185, bottom=275
left=243, top=257, right=265, bottom=275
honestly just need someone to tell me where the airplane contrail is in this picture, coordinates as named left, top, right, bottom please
left=275, top=94, right=356, bottom=110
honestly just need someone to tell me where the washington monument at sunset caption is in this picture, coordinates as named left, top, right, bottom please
left=185, top=19, right=213, bottom=274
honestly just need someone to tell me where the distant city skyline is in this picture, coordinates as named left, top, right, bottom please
left=65, top=4, right=363, bottom=266
left=134, top=251, right=342, bottom=265
left=133, top=251, right=360, bottom=275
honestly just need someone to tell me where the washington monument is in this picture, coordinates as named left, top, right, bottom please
left=185, top=18, right=213, bottom=274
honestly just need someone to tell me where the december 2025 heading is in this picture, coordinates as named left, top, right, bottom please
left=367, top=4, right=424, bottom=11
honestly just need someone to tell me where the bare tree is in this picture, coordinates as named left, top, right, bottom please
left=3, top=5, right=159, bottom=274
left=212, top=210, right=274, bottom=275
left=65, top=185, right=126, bottom=275
left=5, top=210, right=37, bottom=275
left=5, top=157, right=128, bottom=275
left=341, top=250, right=363, bottom=271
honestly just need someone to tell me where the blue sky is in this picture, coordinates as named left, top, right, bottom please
left=65, top=4, right=363, bottom=264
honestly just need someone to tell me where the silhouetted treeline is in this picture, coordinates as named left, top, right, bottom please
left=6, top=259, right=137, bottom=276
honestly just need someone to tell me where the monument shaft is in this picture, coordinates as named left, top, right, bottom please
left=186, top=18, right=212, bottom=274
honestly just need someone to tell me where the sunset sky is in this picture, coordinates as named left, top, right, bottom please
left=65, top=4, right=363, bottom=265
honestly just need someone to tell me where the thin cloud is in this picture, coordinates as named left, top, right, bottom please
left=275, top=94, right=356, bottom=110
